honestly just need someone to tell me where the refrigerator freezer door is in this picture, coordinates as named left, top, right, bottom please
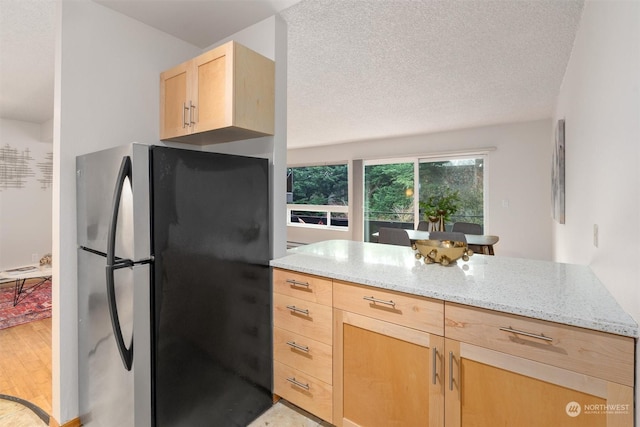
left=78, top=248, right=136, bottom=427
left=76, top=143, right=150, bottom=261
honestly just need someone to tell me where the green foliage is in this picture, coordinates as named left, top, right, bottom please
left=364, top=163, right=414, bottom=221
left=419, top=159, right=484, bottom=226
left=290, top=165, right=348, bottom=205
left=290, top=158, right=484, bottom=228
left=418, top=188, right=461, bottom=223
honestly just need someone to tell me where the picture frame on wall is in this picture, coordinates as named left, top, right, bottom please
left=551, top=119, right=565, bottom=224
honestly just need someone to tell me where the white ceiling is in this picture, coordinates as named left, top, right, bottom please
left=0, top=0, right=584, bottom=149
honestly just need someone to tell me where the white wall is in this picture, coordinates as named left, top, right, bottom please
left=288, top=119, right=553, bottom=261
left=0, top=118, right=52, bottom=271
left=53, top=1, right=201, bottom=423
left=553, top=1, right=639, bottom=421
left=54, top=2, right=286, bottom=424
left=199, top=15, right=288, bottom=259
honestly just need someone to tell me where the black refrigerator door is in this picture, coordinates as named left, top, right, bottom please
left=150, top=146, right=272, bottom=427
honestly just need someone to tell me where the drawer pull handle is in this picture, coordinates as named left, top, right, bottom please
left=432, top=347, right=438, bottom=385
left=449, top=351, right=454, bottom=391
left=286, top=341, right=310, bottom=352
left=499, top=326, right=553, bottom=342
left=363, top=296, right=396, bottom=307
left=286, top=279, right=310, bottom=288
left=286, top=377, right=310, bottom=390
left=286, top=305, right=310, bottom=316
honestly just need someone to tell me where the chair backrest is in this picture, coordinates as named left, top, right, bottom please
left=378, top=227, right=411, bottom=246
left=451, top=222, right=483, bottom=235
left=416, top=221, right=430, bottom=231
left=428, top=231, right=467, bottom=244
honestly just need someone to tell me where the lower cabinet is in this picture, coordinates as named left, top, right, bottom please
left=444, top=303, right=635, bottom=427
left=272, top=269, right=636, bottom=427
left=333, top=309, right=444, bottom=427
left=272, top=269, right=334, bottom=423
left=444, top=338, right=633, bottom=427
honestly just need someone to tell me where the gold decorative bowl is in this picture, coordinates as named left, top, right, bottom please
left=413, top=239, right=473, bottom=266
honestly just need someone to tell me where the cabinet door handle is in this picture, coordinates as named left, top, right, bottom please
left=286, top=341, right=310, bottom=353
left=286, top=279, right=310, bottom=288
left=286, top=305, right=309, bottom=316
left=286, top=377, right=310, bottom=390
left=432, top=347, right=438, bottom=385
left=499, top=326, right=553, bottom=342
left=189, top=102, right=196, bottom=125
left=448, top=351, right=454, bottom=391
left=363, top=296, right=396, bottom=307
left=182, top=103, right=189, bottom=128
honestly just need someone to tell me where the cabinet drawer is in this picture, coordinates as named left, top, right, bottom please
left=274, top=361, right=333, bottom=423
left=333, top=281, right=444, bottom=335
left=273, top=268, right=332, bottom=306
left=274, top=327, right=332, bottom=384
left=273, top=294, right=332, bottom=345
left=445, top=303, right=635, bottom=386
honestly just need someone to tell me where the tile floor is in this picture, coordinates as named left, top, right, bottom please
left=249, top=400, right=333, bottom=427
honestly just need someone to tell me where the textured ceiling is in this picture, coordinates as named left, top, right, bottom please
left=0, top=0, right=584, bottom=149
left=281, top=0, right=584, bottom=148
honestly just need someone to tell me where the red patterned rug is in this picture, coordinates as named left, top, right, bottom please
left=0, top=279, right=52, bottom=330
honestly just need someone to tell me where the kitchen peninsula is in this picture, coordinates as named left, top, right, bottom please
left=271, top=240, right=637, bottom=427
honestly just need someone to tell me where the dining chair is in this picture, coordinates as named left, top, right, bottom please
left=416, top=221, right=430, bottom=231
left=451, top=222, right=483, bottom=235
left=378, top=227, right=411, bottom=246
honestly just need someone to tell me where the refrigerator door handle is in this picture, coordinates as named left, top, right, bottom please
left=106, top=156, right=134, bottom=371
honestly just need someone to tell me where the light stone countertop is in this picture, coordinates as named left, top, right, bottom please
left=271, top=240, right=638, bottom=338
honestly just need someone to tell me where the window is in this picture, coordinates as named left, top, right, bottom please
left=364, top=162, right=414, bottom=239
left=287, top=164, right=348, bottom=228
left=419, top=157, right=484, bottom=226
left=364, top=155, right=485, bottom=241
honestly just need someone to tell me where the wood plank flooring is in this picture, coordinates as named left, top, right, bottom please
left=0, top=312, right=52, bottom=416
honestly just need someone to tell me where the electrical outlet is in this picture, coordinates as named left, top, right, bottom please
left=502, top=199, right=509, bottom=208
left=32, top=253, right=39, bottom=263
left=593, top=224, right=598, bottom=248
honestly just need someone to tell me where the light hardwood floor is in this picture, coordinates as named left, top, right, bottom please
left=0, top=314, right=52, bottom=416
left=0, top=282, right=323, bottom=426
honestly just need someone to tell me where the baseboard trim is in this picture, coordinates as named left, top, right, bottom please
left=49, top=416, right=81, bottom=427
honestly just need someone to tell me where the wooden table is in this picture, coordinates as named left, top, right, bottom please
left=0, top=265, right=52, bottom=306
left=375, top=229, right=500, bottom=255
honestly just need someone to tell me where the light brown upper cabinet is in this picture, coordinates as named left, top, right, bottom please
left=160, top=41, right=275, bottom=145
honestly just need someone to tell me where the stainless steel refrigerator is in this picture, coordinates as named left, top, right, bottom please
left=77, top=143, right=272, bottom=426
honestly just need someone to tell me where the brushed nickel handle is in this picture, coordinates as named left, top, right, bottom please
left=189, top=102, right=196, bottom=125
left=449, top=351, right=454, bottom=391
left=286, top=377, right=310, bottom=390
left=363, top=296, right=396, bottom=307
left=432, top=347, right=438, bottom=385
left=286, top=341, right=310, bottom=353
left=499, top=326, right=553, bottom=342
left=286, top=305, right=309, bottom=316
left=286, top=279, right=310, bottom=288
left=182, top=103, right=189, bottom=128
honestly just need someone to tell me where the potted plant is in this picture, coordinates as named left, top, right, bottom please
left=419, top=189, right=460, bottom=231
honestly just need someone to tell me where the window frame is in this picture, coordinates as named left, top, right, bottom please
left=363, top=151, right=490, bottom=233
left=286, top=162, right=350, bottom=231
